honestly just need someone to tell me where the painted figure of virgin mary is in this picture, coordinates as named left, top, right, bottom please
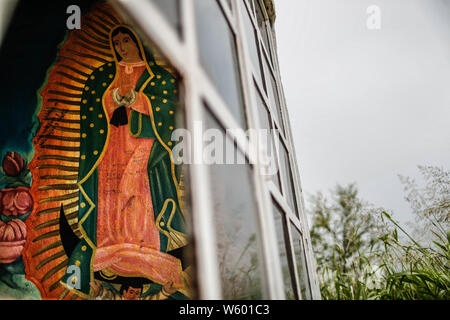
left=23, top=4, right=190, bottom=298
left=51, top=24, right=189, bottom=298
left=56, top=24, right=188, bottom=298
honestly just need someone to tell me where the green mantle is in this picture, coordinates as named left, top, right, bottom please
left=61, top=59, right=186, bottom=297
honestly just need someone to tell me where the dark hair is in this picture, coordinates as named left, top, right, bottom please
left=111, top=26, right=143, bottom=62
left=120, top=282, right=143, bottom=296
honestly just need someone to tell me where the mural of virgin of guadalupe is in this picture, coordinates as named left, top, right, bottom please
left=57, top=25, right=188, bottom=298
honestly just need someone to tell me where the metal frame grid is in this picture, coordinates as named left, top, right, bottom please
left=114, top=0, right=320, bottom=300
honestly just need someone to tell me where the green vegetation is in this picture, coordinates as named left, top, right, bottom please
left=309, top=166, right=449, bottom=300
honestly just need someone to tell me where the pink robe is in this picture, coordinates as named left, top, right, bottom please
left=93, top=61, right=182, bottom=288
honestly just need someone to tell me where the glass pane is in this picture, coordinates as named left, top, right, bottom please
left=264, top=56, right=284, bottom=132
left=204, top=110, right=263, bottom=300
left=290, top=225, right=312, bottom=300
left=278, top=137, right=298, bottom=215
left=0, top=2, right=195, bottom=300
left=273, top=202, right=296, bottom=299
left=150, top=0, right=181, bottom=36
left=195, top=0, right=247, bottom=128
left=240, top=0, right=263, bottom=87
left=255, top=87, right=281, bottom=189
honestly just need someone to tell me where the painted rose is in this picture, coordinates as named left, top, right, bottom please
left=0, top=187, right=34, bottom=216
left=2, top=152, right=24, bottom=177
left=0, top=219, right=27, bottom=264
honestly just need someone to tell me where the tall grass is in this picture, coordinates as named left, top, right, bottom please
left=317, top=212, right=450, bottom=300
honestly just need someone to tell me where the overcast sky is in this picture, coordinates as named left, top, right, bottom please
left=275, top=0, right=450, bottom=226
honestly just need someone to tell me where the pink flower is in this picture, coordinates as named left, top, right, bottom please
left=0, top=187, right=34, bottom=216
left=0, top=219, right=27, bottom=264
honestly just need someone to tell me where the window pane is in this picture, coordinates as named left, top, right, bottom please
left=0, top=2, right=195, bottom=300
left=240, top=0, right=263, bottom=87
left=290, top=225, right=312, bottom=300
left=204, top=110, right=263, bottom=299
left=278, top=137, right=298, bottom=215
left=150, top=0, right=181, bottom=37
left=195, top=0, right=247, bottom=128
left=255, top=87, right=281, bottom=189
left=273, top=202, right=296, bottom=299
left=263, top=56, right=284, bottom=132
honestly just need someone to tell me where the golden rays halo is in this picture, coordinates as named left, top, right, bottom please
left=25, top=2, right=121, bottom=300
left=24, top=1, right=184, bottom=300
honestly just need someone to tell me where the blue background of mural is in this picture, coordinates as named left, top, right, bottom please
left=0, top=0, right=98, bottom=165
left=0, top=0, right=98, bottom=299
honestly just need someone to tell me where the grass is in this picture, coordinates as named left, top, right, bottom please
left=317, top=212, right=450, bottom=300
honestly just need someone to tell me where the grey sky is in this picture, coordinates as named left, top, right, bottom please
left=275, top=0, right=450, bottom=226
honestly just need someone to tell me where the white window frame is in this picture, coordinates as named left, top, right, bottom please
left=114, top=0, right=320, bottom=300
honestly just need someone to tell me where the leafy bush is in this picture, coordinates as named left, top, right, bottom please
left=310, top=166, right=449, bottom=300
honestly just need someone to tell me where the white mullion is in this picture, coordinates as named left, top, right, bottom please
left=296, top=224, right=316, bottom=300
left=282, top=99, right=321, bottom=299
left=271, top=190, right=306, bottom=300
left=254, top=0, right=274, bottom=70
left=117, top=0, right=224, bottom=299
left=271, top=119, right=287, bottom=197
left=276, top=82, right=319, bottom=299
left=273, top=125, right=297, bottom=209
left=249, top=0, right=321, bottom=300
left=218, top=0, right=234, bottom=23
left=240, top=0, right=266, bottom=101
left=187, top=87, right=223, bottom=300
left=255, top=87, right=284, bottom=196
left=277, top=122, right=289, bottom=151
left=268, top=182, right=303, bottom=234
left=284, top=216, right=303, bottom=300
left=234, top=0, right=285, bottom=300
left=253, top=68, right=266, bottom=99
left=243, top=0, right=255, bottom=19
left=263, top=22, right=276, bottom=70
left=264, top=8, right=322, bottom=299
left=287, top=212, right=303, bottom=235
left=114, top=0, right=320, bottom=300
left=246, top=0, right=259, bottom=30
left=258, top=44, right=287, bottom=142
left=290, top=222, right=313, bottom=300
left=183, top=0, right=223, bottom=299
left=198, top=70, right=259, bottom=165
left=216, top=0, right=237, bottom=36
left=270, top=182, right=299, bottom=231
left=268, top=38, right=290, bottom=141
left=254, top=70, right=287, bottom=146
left=260, top=33, right=274, bottom=71
left=274, top=65, right=317, bottom=293
left=302, top=230, right=320, bottom=299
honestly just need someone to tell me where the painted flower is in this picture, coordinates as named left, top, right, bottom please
left=2, top=152, right=24, bottom=177
left=0, top=187, right=34, bottom=216
left=0, top=219, right=27, bottom=264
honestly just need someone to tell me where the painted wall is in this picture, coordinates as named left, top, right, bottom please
left=0, top=0, right=192, bottom=300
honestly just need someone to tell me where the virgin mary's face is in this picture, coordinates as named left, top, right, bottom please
left=113, top=32, right=142, bottom=63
